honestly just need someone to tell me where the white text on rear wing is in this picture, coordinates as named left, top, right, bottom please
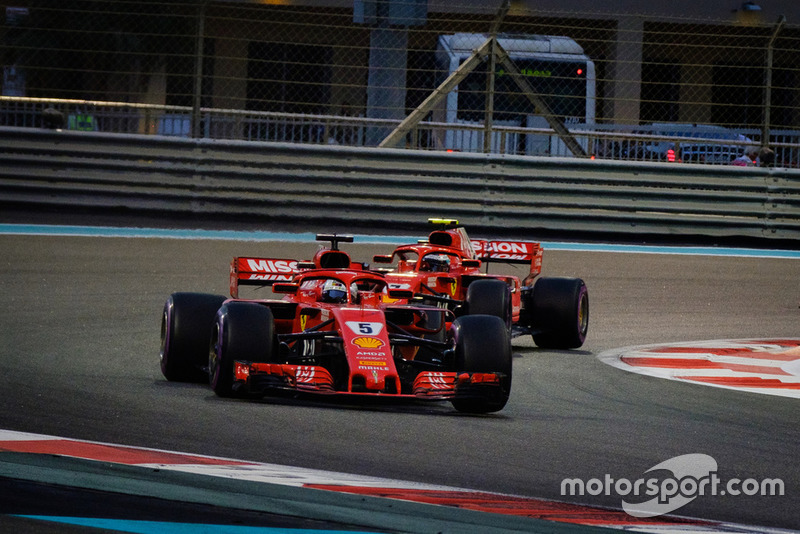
left=471, top=240, right=543, bottom=277
left=230, top=257, right=301, bottom=298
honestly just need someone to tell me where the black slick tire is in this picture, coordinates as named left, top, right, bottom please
left=530, top=277, right=588, bottom=349
left=450, top=314, right=512, bottom=414
left=465, top=279, right=512, bottom=328
left=160, top=292, right=227, bottom=382
left=209, top=302, right=275, bottom=397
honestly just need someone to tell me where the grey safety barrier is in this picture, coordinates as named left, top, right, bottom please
left=1, top=126, right=799, bottom=244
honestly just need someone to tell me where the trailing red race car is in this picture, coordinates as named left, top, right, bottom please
left=160, top=235, right=512, bottom=413
left=372, top=219, right=588, bottom=349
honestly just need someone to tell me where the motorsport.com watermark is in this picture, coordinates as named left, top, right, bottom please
left=561, top=454, right=785, bottom=518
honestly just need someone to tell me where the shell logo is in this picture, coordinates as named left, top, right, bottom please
left=352, top=337, right=384, bottom=349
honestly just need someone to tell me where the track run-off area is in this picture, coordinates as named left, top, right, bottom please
left=1, top=224, right=799, bottom=533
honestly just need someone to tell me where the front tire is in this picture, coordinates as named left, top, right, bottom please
left=450, top=315, right=512, bottom=414
left=160, top=292, right=227, bottom=382
left=465, top=279, right=512, bottom=328
left=529, top=277, right=588, bottom=349
left=209, top=302, right=275, bottom=397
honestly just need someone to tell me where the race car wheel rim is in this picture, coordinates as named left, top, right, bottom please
left=209, top=322, right=221, bottom=388
left=159, top=307, right=170, bottom=365
left=577, top=286, right=589, bottom=338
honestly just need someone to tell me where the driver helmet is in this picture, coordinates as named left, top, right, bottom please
left=421, top=254, right=450, bottom=273
left=320, top=279, right=348, bottom=303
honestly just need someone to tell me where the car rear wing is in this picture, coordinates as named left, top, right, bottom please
left=471, top=240, right=543, bottom=279
left=229, top=257, right=302, bottom=298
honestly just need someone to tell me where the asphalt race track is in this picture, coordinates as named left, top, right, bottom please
left=1, top=232, right=799, bottom=531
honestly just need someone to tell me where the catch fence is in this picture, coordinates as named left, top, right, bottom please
left=1, top=1, right=799, bottom=165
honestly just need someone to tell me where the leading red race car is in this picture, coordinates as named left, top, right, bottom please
left=372, top=219, right=588, bottom=349
left=160, top=235, right=512, bottom=413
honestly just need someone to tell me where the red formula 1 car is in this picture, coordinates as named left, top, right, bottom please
left=160, top=235, right=512, bottom=413
left=371, top=219, right=588, bottom=349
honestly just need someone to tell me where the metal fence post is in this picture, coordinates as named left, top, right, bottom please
left=192, top=1, right=208, bottom=139
left=762, top=15, right=786, bottom=147
left=483, top=1, right=509, bottom=154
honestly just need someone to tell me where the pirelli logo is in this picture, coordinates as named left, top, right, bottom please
left=358, top=360, right=387, bottom=367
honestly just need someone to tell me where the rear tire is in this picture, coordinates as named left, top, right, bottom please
left=450, top=315, right=512, bottom=414
left=160, top=293, right=226, bottom=382
left=465, top=279, right=512, bottom=328
left=529, top=277, right=588, bottom=349
left=209, top=302, right=275, bottom=397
